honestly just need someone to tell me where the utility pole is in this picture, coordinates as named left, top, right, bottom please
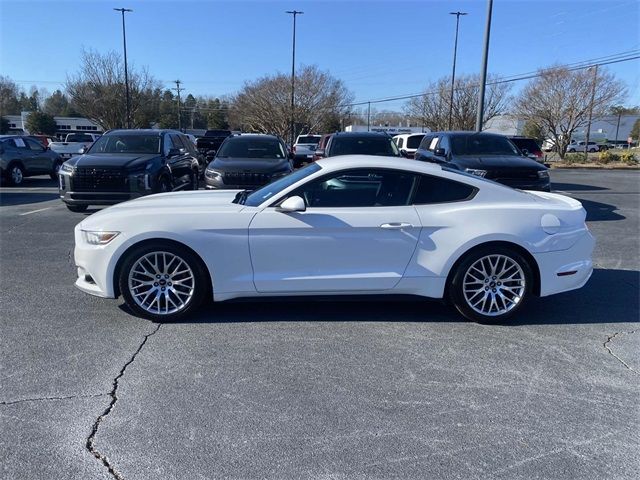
left=114, top=8, right=133, bottom=128
left=286, top=10, right=303, bottom=147
left=614, top=108, right=622, bottom=147
left=448, top=11, right=467, bottom=131
left=584, top=65, right=598, bottom=155
left=367, top=101, right=371, bottom=131
left=475, top=0, right=493, bottom=132
left=173, top=80, right=183, bottom=131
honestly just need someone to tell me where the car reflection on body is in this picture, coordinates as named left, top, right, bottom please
left=73, top=155, right=594, bottom=323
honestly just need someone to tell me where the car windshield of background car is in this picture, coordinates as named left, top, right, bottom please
left=243, top=163, right=321, bottom=206
left=331, top=137, right=399, bottom=156
left=217, top=138, right=286, bottom=159
left=297, top=136, right=320, bottom=145
left=89, top=135, right=161, bottom=154
left=451, top=135, right=520, bottom=156
left=406, top=135, right=425, bottom=149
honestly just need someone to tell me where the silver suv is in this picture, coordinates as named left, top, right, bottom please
left=0, top=135, right=63, bottom=186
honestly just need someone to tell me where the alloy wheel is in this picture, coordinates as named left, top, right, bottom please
left=462, top=254, right=526, bottom=317
left=128, top=251, right=195, bottom=315
left=11, top=166, right=23, bottom=184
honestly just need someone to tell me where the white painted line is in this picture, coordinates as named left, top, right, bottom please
left=19, top=207, right=53, bottom=216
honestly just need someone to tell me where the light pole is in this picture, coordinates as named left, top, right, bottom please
left=584, top=65, right=598, bottom=155
left=448, top=11, right=467, bottom=131
left=475, top=0, right=493, bottom=132
left=286, top=10, right=303, bottom=147
left=114, top=8, right=133, bottom=129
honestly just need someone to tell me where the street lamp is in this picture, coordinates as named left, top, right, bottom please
left=448, top=11, right=467, bottom=131
left=475, top=0, right=493, bottom=132
left=286, top=10, right=303, bottom=147
left=114, top=8, right=133, bottom=129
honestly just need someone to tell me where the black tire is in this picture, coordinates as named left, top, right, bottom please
left=118, top=242, right=209, bottom=322
left=6, top=163, right=25, bottom=186
left=50, top=161, right=62, bottom=180
left=191, top=170, right=199, bottom=190
left=568, top=148, right=576, bottom=153
left=449, top=245, right=533, bottom=323
left=66, top=204, right=88, bottom=212
left=157, top=176, right=172, bottom=193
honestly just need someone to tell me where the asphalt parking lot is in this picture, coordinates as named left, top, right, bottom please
left=1, top=169, right=638, bottom=480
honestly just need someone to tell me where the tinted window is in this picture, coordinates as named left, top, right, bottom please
left=9, top=138, right=28, bottom=149
left=413, top=175, right=475, bottom=204
left=217, top=137, right=286, bottom=159
left=297, top=136, right=321, bottom=145
left=170, top=134, right=186, bottom=150
left=328, top=136, right=399, bottom=157
left=396, top=137, right=404, bottom=148
left=244, top=163, right=321, bottom=207
left=438, top=135, right=451, bottom=153
left=291, top=169, right=417, bottom=208
left=25, top=138, right=44, bottom=151
left=451, top=135, right=520, bottom=156
left=66, top=134, right=94, bottom=142
left=406, top=134, right=426, bottom=149
left=90, top=134, right=161, bottom=154
left=419, top=135, right=434, bottom=150
left=510, top=138, right=541, bottom=153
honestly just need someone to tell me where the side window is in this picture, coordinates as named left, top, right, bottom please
left=11, top=138, right=28, bottom=149
left=181, top=135, right=197, bottom=154
left=170, top=134, right=185, bottom=151
left=290, top=169, right=417, bottom=208
left=438, top=135, right=451, bottom=154
left=418, top=135, right=434, bottom=150
left=427, top=136, right=439, bottom=152
left=25, top=138, right=44, bottom=151
left=396, top=137, right=404, bottom=148
left=163, top=134, right=174, bottom=156
left=412, top=175, right=476, bottom=205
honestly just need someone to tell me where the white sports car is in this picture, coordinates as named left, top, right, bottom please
left=73, top=155, right=594, bottom=322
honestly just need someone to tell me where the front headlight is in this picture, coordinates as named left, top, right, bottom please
left=465, top=168, right=487, bottom=177
left=60, top=162, right=75, bottom=174
left=537, top=170, right=550, bottom=179
left=205, top=168, right=222, bottom=179
left=82, top=230, right=120, bottom=245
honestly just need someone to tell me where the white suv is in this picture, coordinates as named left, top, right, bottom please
left=567, top=141, right=600, bottom=153
left=393, top=133, right=426, bottom=159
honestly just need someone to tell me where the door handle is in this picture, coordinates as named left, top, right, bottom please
left=380, top=222, right=413, bottom=229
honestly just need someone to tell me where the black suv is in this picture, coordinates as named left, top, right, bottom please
left=414, top=131, right=550, bottom=191
left=315, top=132, right=402, bottom=158
left=58, top=129, right=201, bottom=212
left=204, top=134, right=293, bottom=189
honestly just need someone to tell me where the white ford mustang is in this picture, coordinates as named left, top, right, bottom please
left=73, top=155, right=594, bottom=322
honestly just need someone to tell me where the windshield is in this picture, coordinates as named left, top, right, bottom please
left=217, top=137, right=286, bottom=159
left=511, top=138, right=541, bottom=153
left=329, top=136, right=400, bottom=157
left=89, top=134, right=161, bottom=154
left=297, top=136, right=321, bottom=145
left=243, top=163, right=321, bottom=206
left=406, top=134, right=426, bottom=149
left=451, top=135, right=520, bottom=156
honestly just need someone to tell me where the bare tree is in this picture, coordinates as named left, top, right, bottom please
left=66, top=49, right=161, bottom=129
left=513, top=66, right=625, bottom=158
left=228, top=65, right=353, bottom=138
left=404, top=74, right=511, bottom=132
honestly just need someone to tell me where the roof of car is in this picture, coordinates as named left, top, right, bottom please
left=226, top=133, right=281, bottom=140
left=105, top=129, right=182, bottom=136
left=332, top=131, right=396, bottom=138
left=429, top=131, right=507, bottom=137
left=314, top=154, right=441, bottom=173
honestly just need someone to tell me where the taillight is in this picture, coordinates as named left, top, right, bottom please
left=536, top=151, right=543, bottom=157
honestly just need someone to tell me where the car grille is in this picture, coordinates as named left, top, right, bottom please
left=222, top=172, right=271, bottom=186
left=72, top=168, right=128, bottom=192
left=486, top=168, right=539, bottom=181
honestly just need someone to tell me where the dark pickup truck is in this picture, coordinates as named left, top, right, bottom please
left=196, top=130, right=232, bottom=158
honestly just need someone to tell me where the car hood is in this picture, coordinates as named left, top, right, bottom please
left=209, top=157, right=291, bottom=173
left=452, top=155, right=546, bottom=170
left=67, top=153, right=159, bottom=169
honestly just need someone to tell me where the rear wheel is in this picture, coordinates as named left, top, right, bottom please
left=119, top=243, right=208, bottom=322
left=158, top=176, right=172, bottom=193
left=66, top=204, right=88, bottom=212
left=6, top=163, right=25, bottom=186
left=449, top=246, right=533, bottom=323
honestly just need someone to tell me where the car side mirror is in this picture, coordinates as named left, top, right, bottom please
left=521, top=148, right=529, bottom=156
left=434, top=148, right=446, bottom=157
left=277, top=195, right=306, bottom=213
left=167, top=147, right=181, bottom=157
left=314, top=148, right=325, bottom=158
left=79, top=146, right=87, bottom=154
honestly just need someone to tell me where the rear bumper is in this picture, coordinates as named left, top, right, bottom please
left=534, top=231, right=595, bottom=297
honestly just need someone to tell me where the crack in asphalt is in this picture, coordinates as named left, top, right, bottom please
left=0, top=393, right=106, bottom=406
left=86, top=323, right=161, bottom=480
left=604, top=330, right=638, bottom=374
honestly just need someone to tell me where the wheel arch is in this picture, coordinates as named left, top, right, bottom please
left=112, top=238, right=213, bottom=299
left=443, top=240, right=541, bottom=302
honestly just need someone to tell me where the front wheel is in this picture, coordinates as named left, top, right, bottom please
left=50, top=161, right=62, bottom=180
left=7, top=164, right=25, bottom=186
left=449, top=246, right=533, bottom=323
left=119, top=243, right=209, bottom=322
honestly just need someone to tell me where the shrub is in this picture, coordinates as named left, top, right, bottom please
left=597, top=150, right=619, bottom=164
left=564, top=152, right=587, bottom=164
left=620, top=151, right=638, bottom=165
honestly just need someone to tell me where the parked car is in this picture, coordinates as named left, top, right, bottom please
left=314, top=132, right=401, bottom=159
left=414, top=131, right=550, bottom=191
left=567, top=141, right=600, bottom=153
left=0, top=135, right=63, bottom=186
left=196, top=129, right=232, bottom=158
left=508, top=136, right=544, bottom=163
left=204, top=134, right=293, bottom=190
left=292, top=134, right=322, bottom=167
left=58, top=129, right=200, bottom=212
left=393, top=133, right=426, bottom=159
left=49, top=133, right=101, bottom=159
left=73, top=155, right=594, bottom=323
left=312, top=134, right=333, bottom=162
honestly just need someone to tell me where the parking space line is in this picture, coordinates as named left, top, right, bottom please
left=19, top=207, right=53, bottom=216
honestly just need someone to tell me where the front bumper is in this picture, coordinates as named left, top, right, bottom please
left=59, top=172, right=146, bottom=205
left=73, top=228, right=121, bottom=298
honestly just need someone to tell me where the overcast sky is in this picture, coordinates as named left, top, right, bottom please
left=1, top=0, right=639, bottom=111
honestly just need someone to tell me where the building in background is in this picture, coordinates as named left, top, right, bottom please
left=345, top=125, right=429, bottom=135
left=3, top=112, right=103, bottom=138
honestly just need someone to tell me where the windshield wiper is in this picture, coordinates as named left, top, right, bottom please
left=232, top=189, right=251, bottom=205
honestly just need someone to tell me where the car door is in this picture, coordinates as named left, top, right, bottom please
left=248, top=168, right=421, bottom=293
left=24, top=138, right=51, bottom=173
left=167, top=133, right=192, bottom=186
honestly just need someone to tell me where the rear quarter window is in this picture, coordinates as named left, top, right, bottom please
left=413, top=174, right=476, bottom=204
